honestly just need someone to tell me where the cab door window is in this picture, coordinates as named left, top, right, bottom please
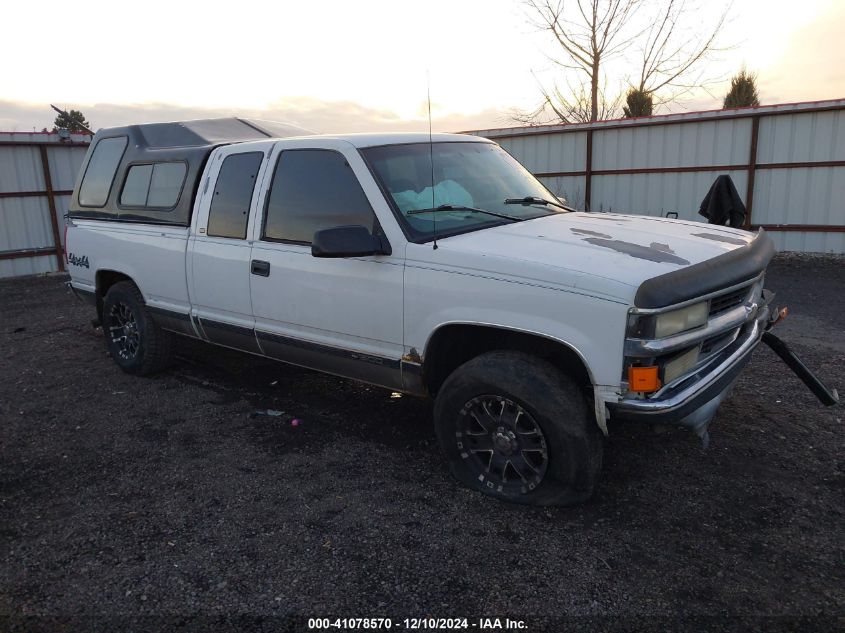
left=207, top=152, right=264, bottom=239
left=262, top=149, right=376, bottom=244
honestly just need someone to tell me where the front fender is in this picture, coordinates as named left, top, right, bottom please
left=404, top=264, right=629, bottom=388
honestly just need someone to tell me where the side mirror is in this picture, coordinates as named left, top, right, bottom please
left=311, top=225, right=391, bottom=258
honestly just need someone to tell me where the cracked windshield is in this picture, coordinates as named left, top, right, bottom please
left=362, top=142, right=566, bottom=241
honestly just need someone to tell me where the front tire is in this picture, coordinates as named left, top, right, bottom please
left=102, top=281, right=173, bottom=375
left=433, top=351, right=603, bottom=506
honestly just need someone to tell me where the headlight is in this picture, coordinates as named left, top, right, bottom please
left=654, top=301, right=708, bottom=338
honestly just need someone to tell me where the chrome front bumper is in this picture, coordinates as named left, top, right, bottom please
left=609, top=302, right=770, bottom=429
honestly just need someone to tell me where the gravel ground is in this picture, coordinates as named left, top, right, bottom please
left=1, top=255, right=843, bottom=632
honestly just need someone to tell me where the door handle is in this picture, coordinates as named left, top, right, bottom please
left=251, top=259, right=270, bottom=277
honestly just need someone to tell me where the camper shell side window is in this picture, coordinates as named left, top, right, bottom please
left=118, top=161, right=188, bottom=211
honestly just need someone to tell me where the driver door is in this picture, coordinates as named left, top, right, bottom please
left=248, top=139, right=404, bottom=388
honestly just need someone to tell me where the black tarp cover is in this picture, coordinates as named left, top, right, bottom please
left=698, top=174, right=746, bottom=228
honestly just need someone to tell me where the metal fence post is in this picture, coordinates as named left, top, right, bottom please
left=584, top=128, right=593, bottom=212
left=38, top=144, right=65, bottom=272
left=744, top=115, right=760, bottom=229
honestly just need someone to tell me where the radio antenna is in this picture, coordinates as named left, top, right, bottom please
left=427, top=72, right=438, bottom=250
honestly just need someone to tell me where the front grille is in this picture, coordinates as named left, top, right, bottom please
left=709, top=287, right=749, bottom=317
left=700, top=328, right=740, bottom=355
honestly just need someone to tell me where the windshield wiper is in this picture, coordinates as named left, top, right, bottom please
left=407, top=204, right=522, bottom=222
left=504, top=196, right=570, bottom=211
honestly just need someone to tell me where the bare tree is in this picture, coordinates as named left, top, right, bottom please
left=510, top=72, right=621, bottom=124
left=519, top=0, right=640, bottom=123
left=517, top=0, right=730, bottom=124
left=629, top=0, right=729, bottom=107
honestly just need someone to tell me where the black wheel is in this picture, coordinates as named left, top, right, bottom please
left=102, top=281, right=173, bottom=375
left=434, top=351, right=603, bottom=506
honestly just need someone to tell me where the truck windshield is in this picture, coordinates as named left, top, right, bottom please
left=361, top=142, right=565, bottom=242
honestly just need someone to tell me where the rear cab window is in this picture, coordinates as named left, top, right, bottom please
left=78, top=136, right=128, bottom=207
left=206, top=152, right=264, bottom=239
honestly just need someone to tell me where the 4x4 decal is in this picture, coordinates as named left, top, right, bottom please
left=67, top=253, right=90, bottom=269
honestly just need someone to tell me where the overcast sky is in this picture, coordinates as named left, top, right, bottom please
left=2, top=0, right=843, bottom=133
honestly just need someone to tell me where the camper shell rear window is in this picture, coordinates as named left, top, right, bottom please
left=78, top=136, right=128, bottom=207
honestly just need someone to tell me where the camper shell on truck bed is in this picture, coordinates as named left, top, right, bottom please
left=68, top=118, right=312, bottom=226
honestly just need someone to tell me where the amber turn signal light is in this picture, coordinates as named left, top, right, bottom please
left=628, top=366, right=662, bottom=393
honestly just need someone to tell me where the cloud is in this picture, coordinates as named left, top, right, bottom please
left=0, top=96, right=509, bottom=135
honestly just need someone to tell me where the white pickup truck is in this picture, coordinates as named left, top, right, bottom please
left=66, top=118, right=837, bottom=506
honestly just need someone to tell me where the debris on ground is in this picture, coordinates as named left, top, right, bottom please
left=252, top=409, right=285, bottom=418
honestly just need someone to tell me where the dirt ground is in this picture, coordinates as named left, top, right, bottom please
left=1, top=255, right=843, bottom=632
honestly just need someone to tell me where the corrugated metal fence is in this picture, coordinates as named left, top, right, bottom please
left=1, top=100, right=843, bottom=280
left=0, top=132, right=90, bottom=278
left=469, top=98, right=845, bottom=254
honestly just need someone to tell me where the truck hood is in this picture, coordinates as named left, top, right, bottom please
left=429, top=212, right=757, bottom=303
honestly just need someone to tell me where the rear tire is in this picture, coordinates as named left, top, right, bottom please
left=102, top=281, right=173, bottom=375
left=434, top=351, right=603, bottom=506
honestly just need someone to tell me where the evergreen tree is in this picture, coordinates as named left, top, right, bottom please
left=53, top=109, right=91, bottom=133
left=623, top=88, right=653, bottom=117
left=723, top=69, right=760, bottom=108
